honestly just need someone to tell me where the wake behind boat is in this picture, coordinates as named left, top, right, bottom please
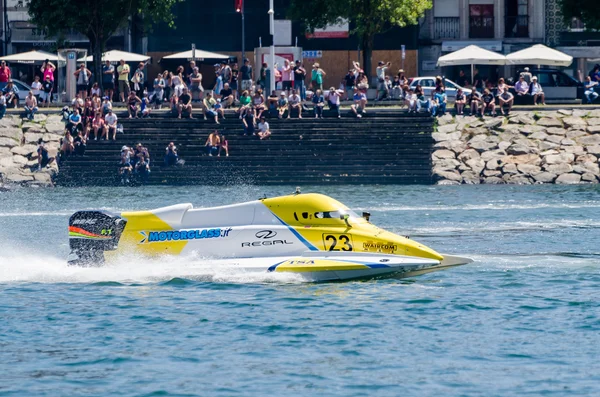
left=67, top=192, right=472, bottom=282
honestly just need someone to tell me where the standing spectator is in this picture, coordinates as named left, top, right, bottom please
left=205, top=130, right=220, bottom=156
left=240, top=58, right=253, bottom=93
left=467, top=90, right=481, bottom=116
left=375, top=61, right=391, bottom=100
left=457, top=70, right=470, bottom=88
left=102, top=60, right=115, bottom=101
left=153, top=73, right=165, bottom=109
left=218, top=131, right=229, bottom=157
left=498, top=87, right=514, bottom=115
left=74, top=63, right=91, bottom=99
left=311, top=63, right=326, bottom=91
left=397, top=69, right=408, bottom=88
left=242, top=107, right=255, bottom=136
left=91, top=111, right=105, bottom=140
left=530, top=76, right=545, bottom=105
left=350, top=88, right=367, bottom=118
left=127, top=91, right=141, bottom=118
left=327, top=87, right=343, bottom=118
left=231, top=62, right=239, bottom=100
left=3, top=80, right=19, bottom=108
left=186, top=61, right=196, bottom=85
left=0, top=61, right=11, bottom=90
left=117, top=59, right=130, bottom=101
left=189, top=67, right=204, bottom=102
left=480, top=88, right=496, bottom=117
left=31, top=76, right=42, bottom=102
left=24, top=91, right=38, bottom=120
left=520, top=67, right=532, bottom=83
left=164, top=142, right=179, bottom=166
left=172, top=66, right=186, bottom=98
left=119, top=146, right=133, bottom=184
left=344, top=69, right=356, bottom=100
left=312, top=89, right=325, bottom=119
left=163, top=71, right=172, bottom=101
left=221, top=61, right=232, bottom=87
left=131, top=63, right=145, bottom=99
left=41, top=60, right=55, bottom=83
left=455, top=88, right=466, bottom=115
left=219, top=82, right=234, bottom=108
left=252, top=90, right=266, bottom=119
left=282, top=59, right=293, bottom=96
left=41, top=75, right=53, bottom=108
left=257, top=116, right=271, bottom=140
left=0, top=92, right=5, bottom=119
left=202, top=91, right=216, bottom=121
left=288, top=89, right=302, bottom=119
left=277, top=92, right=288, bottom=119
left=104, top=109, right=118, bottom=140
left=37, top=138, right=55, bottom=170
left=514, top=75, right=529, bottom=96
left=472, top=68, right=483, bottom=93
left=584, top=76, right=599, bottom=103
left=178, top=87, right=193, bottom=119
left=293, top=60, right=306, bottom=100
left=259, top=62, right=268, bottom=90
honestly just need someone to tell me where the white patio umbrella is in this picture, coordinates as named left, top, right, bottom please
left=506, top=44, right=572, bottom=68
left=437, top=45, right=506, bottom=80
left=162, top=49, right=230, bottom=61
left=79, top=49, right=150, bottom=63
left=0, top=50, right=63, bottom=64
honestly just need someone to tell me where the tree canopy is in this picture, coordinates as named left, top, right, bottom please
left=27, top=0, right=180, bottom=86
left=288, top=0, right=432, bottom=76
left=559, top=0, right=600, bottom=31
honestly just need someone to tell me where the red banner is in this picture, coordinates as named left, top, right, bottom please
left=235, top=0, right=243, bottom=12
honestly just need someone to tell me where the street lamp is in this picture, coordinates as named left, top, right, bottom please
left=268, top=1, right=275, bottom=94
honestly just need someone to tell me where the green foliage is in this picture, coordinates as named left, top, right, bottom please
left=559, top=0, right=600, bottom=31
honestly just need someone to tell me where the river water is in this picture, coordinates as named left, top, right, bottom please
left=1, top=184, right=599, bottom=396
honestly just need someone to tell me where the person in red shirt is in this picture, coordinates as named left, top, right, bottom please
left=0, top=61, right=11, bottom=90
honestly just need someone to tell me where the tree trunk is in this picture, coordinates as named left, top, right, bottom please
left=90, top=34, right=104, bottom=87
left=361, top=33, right=374, bottom=81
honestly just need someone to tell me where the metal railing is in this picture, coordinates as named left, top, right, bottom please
left=434, top=17, right=460, bottom=39
left=505, top=15, right=529, bottom=38
left=469, top=16, right=495, bottom=38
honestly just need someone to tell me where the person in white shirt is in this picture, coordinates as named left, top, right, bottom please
left=405, top=89, right=417, bottom=113
left=530, top=76, right=545, bottom=106
left=584, top=76, right=599, bottom=104
left=31, top=76, right=42, bottom=102
left=103, top=109, right=118, bottom=140
left=375, top=61, right=391, bottom=100
left=257, top=116, right=271, bottom=140
left=288, top=90, right=302, bottom=119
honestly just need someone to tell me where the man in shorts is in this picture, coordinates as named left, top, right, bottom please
left=240, top=58, right=253, bottom=92
left=117, top=59, right=130, bottom=102
left=102, top=60, right=115, bottom=101
left=104, top=109, right=118, bottom=140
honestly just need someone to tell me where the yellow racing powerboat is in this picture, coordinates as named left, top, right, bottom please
left=68, top=192, right=472, bottom=281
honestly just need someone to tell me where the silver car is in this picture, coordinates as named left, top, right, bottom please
left=408, top=77, right=472, bottom=101
left=8, top=79, right=34, bottom=101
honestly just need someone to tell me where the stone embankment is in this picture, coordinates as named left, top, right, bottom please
left=432, top=109, right=600, bottom=184
left=0, top=115, right=63, bottom=187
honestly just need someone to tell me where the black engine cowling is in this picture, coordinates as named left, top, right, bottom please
left=68, top=211, right=127, bottom=266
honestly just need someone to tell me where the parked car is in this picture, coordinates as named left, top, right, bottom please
left=408, top=77, right=472, bottom=101
left=9, top=79, right=34, bottom=101
left=512, top=69, right=584, bottom=103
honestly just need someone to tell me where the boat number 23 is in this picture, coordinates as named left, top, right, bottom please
left=322, top=234, right=353, bottom=251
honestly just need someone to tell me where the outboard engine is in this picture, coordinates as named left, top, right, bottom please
left=68, top=211, right=127, bottom=266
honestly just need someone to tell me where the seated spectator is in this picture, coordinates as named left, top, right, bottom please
left=202, top=91, right=216, bottom=121
left=60, top=130, right=74, bottom=160
left=584, top=76, right=599, bottom=104
left=127, top=91, right=142, bottom=118
left=67, top=109, right=84, bottom=135
left=36, top=138, right=55, bottom=170
left=71, top=93, right=84, bottom=112
left=391, top=75, right=402, bottom=99
left=238, top=90, right=252, bottom=116
left=241, top=107, right=256, bottom=136
left=416, top=90, right=429, bottom=112
left=140, top=93, right=150, bottom=118
left=104, top=109, right=118, bottom=140
left=73, top=130, right=86, bottom=156
left=277, top=92, right=288, bottom=119
left=205, top=130, right=220, bottom=156
left=91, top=111, right=104, bottom=140
left=153, top=73, right=165, bottom=109
left=219, top=83, right=234, bottom=108
left=267, top=90, right=278, bottom=116
left=467, top=90, right=482, bottom=116
left=24, top=91, right=38, bottom=121
left=377, top=76, right=392, bottom=101
left=312, top=89, right=325, bottom=119
left=0, top=92, right=6, bottom=119
left=480, top=88, right=496, bottom=117
left=530, top=76, right=545, bottom=105
left=430, top=87, right=447, bottom=117
left=514, top=76, right=529, bottom=96
left=252, top=90, right=266, bottom=119
left=31, top=76, right=42, bottom=102
left=2, top=80, right=19, bottom=108
left=327, top=87, right=343, bottom=119
left=178, top=87, right=193, bottom=119
left=41, top=75, right=53, bottom=108
left=90, top=82, right=101, bottom=97
left=164, top=142, right=179, bottom=166
left=82, top=98, right=94, bottom=139
left=189, top=67, right=204, bottom=101
left=288, top=89, right=302, bottom=119
left=218, top=131, right=229, bottom=157
left=455, top=89, right=466, bottom=115
left=102, top=96, right=112, bottom=115
left=405, top=89, right=417, bottom=113
left=91, top=93, right=101, bottom=112
left=351, top=88, right=367, bottom=118
left=496, top=77, right=511, bottom=95
left=214, top=99, right=225, bottom=120
left=257, top=116, right=271, bottom=140
left=497, top=87, right=514, bottom=115
left=118, top=146, right=133, bottom=184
